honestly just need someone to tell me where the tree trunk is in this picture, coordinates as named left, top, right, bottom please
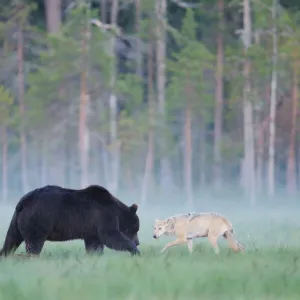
left=109, top=0, right=120, bottom=193
left=79, top=90, right=90, bottom=188
left=79, top=9, right=91, bottom=188
left=141, top=36, right=154, bottom=205
left=256, top=110, right=263, bottom=194
left=286, top=63, right=298, bottom=195
left=135, top=0, right=142, bottom=77
left=213, top=0, right=224, bottom=189
left=267, top=0, right=278, bottom=197
left=199, top=118, right=206, bottom=187
left=243, top=0, right=256, bottom=204
left=254, top=31, right=265, bottom=195
left=64, top=125, right=71, bottom=187
left=45, top=0, right=61, bottom=34
left=41, top=138, right=48, bottom=187
left=184, top=104, right=193, bottom=207
left=1, top=126, right=7, bottom=202
left=100, top=0, right=107, bottom=23
left=102, top=143, right=109, bottom=186
left=17, top=25, right=28, bottom=194
left=155, top=0, right=173, bottom=191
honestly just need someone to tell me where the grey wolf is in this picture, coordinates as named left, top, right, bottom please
left=0, top=185, right=140, bottom=257
left=153, top=212, right=244, bottom=254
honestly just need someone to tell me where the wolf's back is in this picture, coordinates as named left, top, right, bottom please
left=188, top=212, right=234, bottom=232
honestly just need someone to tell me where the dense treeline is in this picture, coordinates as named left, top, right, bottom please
left=0, top=0, right=300, bottom=206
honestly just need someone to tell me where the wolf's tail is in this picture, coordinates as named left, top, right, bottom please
left=223, top=229, right=244, bottom=252
left=0, top=210, right=23, bottom=257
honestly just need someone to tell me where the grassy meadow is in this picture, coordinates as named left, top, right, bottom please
left=0, top=198, right=300, bottom=300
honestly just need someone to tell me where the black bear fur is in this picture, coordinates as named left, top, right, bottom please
left=0, top=185, right=140, bottom=257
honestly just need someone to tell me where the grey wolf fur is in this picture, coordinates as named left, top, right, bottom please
left=153, top=212, right=244, bottom=254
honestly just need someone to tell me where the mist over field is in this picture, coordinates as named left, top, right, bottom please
left=1, top=189, right=300, bottom=251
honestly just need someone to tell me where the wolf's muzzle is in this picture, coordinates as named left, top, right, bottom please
left=153, top=234, right=157, bottom=239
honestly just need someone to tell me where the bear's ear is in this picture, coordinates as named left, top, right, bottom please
left=129, top=203, right=138, bottom=214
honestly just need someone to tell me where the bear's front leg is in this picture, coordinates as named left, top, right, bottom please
left=101, top=230, right=140, bottom=256
left=84, top=237, right=104, bottom=255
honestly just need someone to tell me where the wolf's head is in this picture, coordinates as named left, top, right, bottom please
left=153, top=218, right=174, bottom=239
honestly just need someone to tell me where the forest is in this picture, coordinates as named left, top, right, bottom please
left=0, top=0, right=300, bottom=206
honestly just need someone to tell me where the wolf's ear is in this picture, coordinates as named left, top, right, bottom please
left=166, top=218, right=174, bottom=227
left=129, top=204, right=138, bottom=214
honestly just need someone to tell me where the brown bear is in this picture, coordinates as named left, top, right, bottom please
left=0, top=184, right=140, bottom=257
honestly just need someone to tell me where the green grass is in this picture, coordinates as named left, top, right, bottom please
left=0, top=205, right=300, bottom=300
left=0, top=245, right=299, bottom=300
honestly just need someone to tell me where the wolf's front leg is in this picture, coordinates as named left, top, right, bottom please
left=187, top=239, right=193, bottom=253
left=207, top=233, right=220, bottom=254
left=160, top=238, right=187, bottom=253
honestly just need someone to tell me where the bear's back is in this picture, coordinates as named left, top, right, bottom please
left=15, top=184, right=122, bottom=213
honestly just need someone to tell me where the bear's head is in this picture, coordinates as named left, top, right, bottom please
left=119, top=203, right=140, bottom=246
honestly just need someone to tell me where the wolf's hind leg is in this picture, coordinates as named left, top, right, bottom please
left=224, top=231, right=244, bottom=253
left=236, top=240, right=245, bottom=251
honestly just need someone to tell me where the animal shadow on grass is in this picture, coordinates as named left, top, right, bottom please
left=144, top=246, right=158, bottom=256
left=45, top=249, right=81, bottom=260
left=0, top=253, right=37, bottom=262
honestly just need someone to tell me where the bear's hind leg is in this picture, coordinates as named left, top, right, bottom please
left=101, top=230, right=140, bottom=256
left=19, top=213, right=53, bottom=257
left=84, top=237, right=104, bottom=254
left=25, top=239, right=46, bottom=256
left=0, top=212, right=24, bottom=257
left=0, top=230, right=24, bottom=257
